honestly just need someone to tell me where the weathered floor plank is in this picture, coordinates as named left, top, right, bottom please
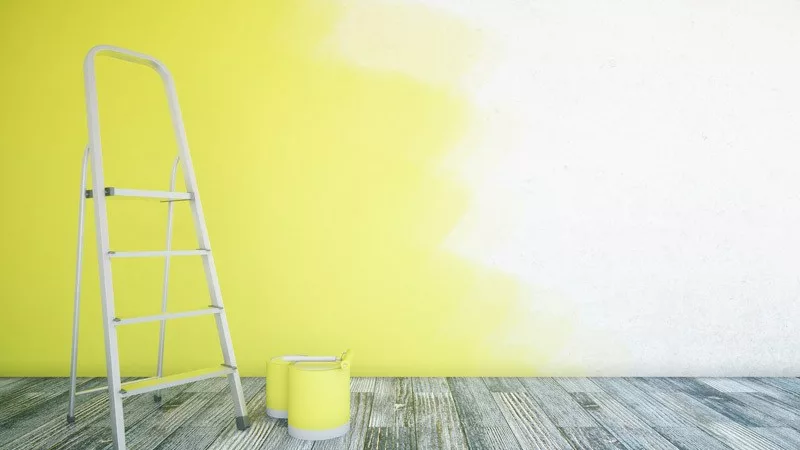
left=205, top=386, right=278, bottom=450
left=493, top=391, right=573, bottom=450
left=558, top=426, right=629, bottom=450
left=555, top=377, right=604, bottom=393
left=483, top=377, right=526, bottom=393
left=447, top=377, right=521, bottom=449
left=519, top=377, right=597, bottom=427
left=5, top=377, right=800, bottom=449
left=571, top=392, right=680, bottom=450
left=312, top=392, right=373, bottom=450
left=653, top=426, right=735, bottom=450
left=351, top=377, right=377, bottom=394
left=593, top=378, right=689, bottom=428
left=0, top=377, right=103, bottom=446
left=697, top=378, right=759, bottom=393
left=365, top=377, right=415, bottom=450
left=154, top=378, right=264, bottom=450
left=414, top=392, right=468, bottom=450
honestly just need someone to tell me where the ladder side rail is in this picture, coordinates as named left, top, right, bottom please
left=83, top=46, right=127, bottom=449
left=67, top=146, right=90, bottom=423
left=154, top=156, right=180, bottom=402
left=158, top=53, right=249, bottom=427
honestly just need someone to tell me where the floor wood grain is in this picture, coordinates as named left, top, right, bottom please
left=3, top=377, right=800, bottom=449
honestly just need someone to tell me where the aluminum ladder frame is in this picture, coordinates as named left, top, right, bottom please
left=66, top=45, right=250, bottom=450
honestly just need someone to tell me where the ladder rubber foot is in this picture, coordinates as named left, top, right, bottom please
left=153, top=393, right=162, bottom=402
left=66, top=414, right=75, bottom=424
left=236, top=415, right=251, bottom=430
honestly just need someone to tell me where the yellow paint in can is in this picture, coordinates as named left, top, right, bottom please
left=288, top=350, right=352, bottom=440
left=266, top=356, right=293, bottom=418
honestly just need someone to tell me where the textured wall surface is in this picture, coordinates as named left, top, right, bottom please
left=1, top=0, right=799, bottom=376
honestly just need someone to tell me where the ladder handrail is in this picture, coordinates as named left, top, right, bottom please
left=84, top=45, right=172, bottom=78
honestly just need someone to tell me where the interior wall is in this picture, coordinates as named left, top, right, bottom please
left=1, top=0, right=799, bottom=376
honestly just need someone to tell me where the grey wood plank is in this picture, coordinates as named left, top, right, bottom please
left=733, top=378, right=795, bottom=397
left=112, top=378, right=232, bottom=450
left=369, top=378, right=414, bottom=428
left=753, top=427, right=800, bottom=450
left=593, top=378, right=688, bottom=427
left=0, top=377, right=24, bottom=394
left=555, top=377, right=603, bottom=393
left=260, top=424, right=315, bottom=450
left=727, top=392, right=800, bottom=429
left=364, top=427, right=416, bottom=450
left=571, top=392, right=679, bottom=449
left=0, top=377, right=92, bottom=423
left=0, top=377, right=57, bottom=401
left=0, top=377, right=103, bottom=445
left=689, top=392, right=784, bottom=427
left=558, top=427, right=628, bottom=450
left=646, top=391, right=736, bottom=426
left=447, top=377, right=521, bottom=449
left=697, top=378, right=758, bottom=393
left=205, top=385, right=279, bottom=450
left=9, top=382, right=193, bottom=450
left=695, top=421, right=784, bottom=450
left=572, top=392, right=652, bottom=428
left=366, top=378, right=415, bottom=450
left=414, top=393, right=468, bottom=450
left=753, top=378, right=800, bottom=396
left=601, top=426, right=681, bottom=450
left=645, top=392, right=782, bottom=449
left=519, top=377, right=596, bottom=427
left=652, top=426, right=734, bottom=450
left=446, top=378, right=510, bottom=427
left=412, top=377, right=450, bottom=394
left=746, top=391, right=800, bottom=416
left=492, top=391, right=573, bottom=450
left=483, top=378, right=526, bottom=393
left=624, top=377, right=676, bottom=393
left=519, top=377, right=573, bottom=395
left=636, top=378, right=722, bottom=397
left=154, top=378, right=264, bottom=449
left=351, top=377, right=377, bottom=393
left=312, top=392, right=373, bottom=450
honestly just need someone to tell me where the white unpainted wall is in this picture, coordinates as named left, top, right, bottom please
left=426, top=0, right=800, bottom=375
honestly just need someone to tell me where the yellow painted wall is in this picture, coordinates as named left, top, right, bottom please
left=0, top=0, right=567, bottom=376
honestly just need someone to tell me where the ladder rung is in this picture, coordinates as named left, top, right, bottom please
left=75, top=365, right=235, bottom=398
left=113, top=307, right=222, bottom=326
left=120, top=366, right=235, bottom=398
left=85, top=187, right=192, bottom=201
left=108, top=249, right=210, bottom=258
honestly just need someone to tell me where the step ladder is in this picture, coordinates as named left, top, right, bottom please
left=66, top=45, right=250, bottom=450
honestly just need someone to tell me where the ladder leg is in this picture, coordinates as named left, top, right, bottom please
left=85, top=50, right=127, bottom=448
left=99, top=258, right=126, bottom=449
left=161, top=64, right=249, bottom=430
left=154, top=156, right=180, bottom=402
left=67, top=146, right=90, bottom=424
left=203, top=254, right=248, bottom=428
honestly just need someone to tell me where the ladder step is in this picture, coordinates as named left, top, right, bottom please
left=113, top=307, right=222, bottom=326
left=120, top=365, right=235, bottom=398
left=75, top=365, right=236, bottom=398
left=109, top=249, right=210, bottom=258
left=85, top=187, right=192, bottom=201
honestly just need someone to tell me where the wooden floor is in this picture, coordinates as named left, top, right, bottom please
left=3, top=377, right=800, bottom=449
